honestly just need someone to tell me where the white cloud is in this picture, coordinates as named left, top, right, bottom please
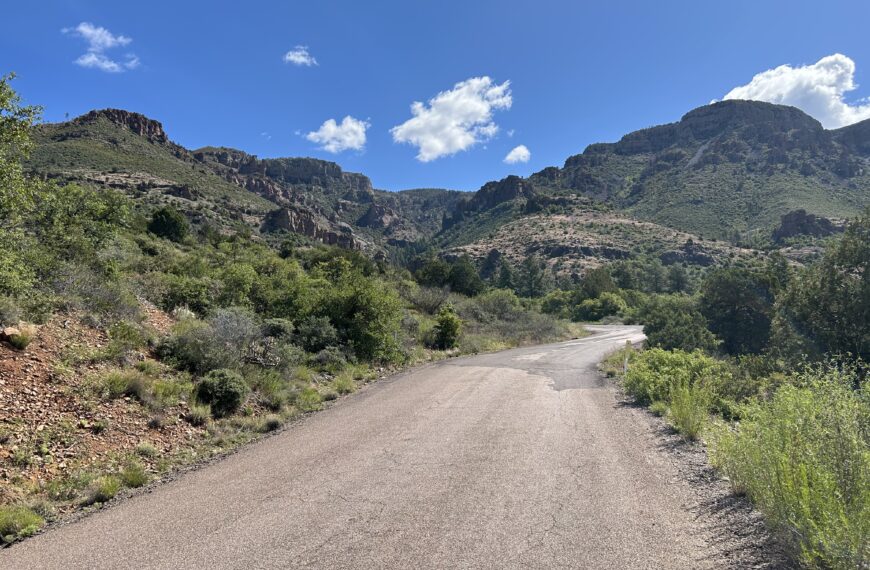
left=63, top=22, right=139, bottom=73
left=504, top=144, right=530, bottom=164
left=306, top=116, right=369, bottom=153
left=722, top=54, right=870, bottom=128
left=391, top=76, right=512, bottom=162
left=284, top=46, right=317, bottom=66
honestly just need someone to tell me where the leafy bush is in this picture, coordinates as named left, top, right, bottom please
left=407, top=285, right=450, bottom=314
left=0, top=505, right=43, bottom=543
left=432, top=304, right=462, bottom=349
left=624, top=348, right=729, bottom=406
left=294, top=315, right=338, bottom=353
left=311, top=346, right=347, bottom=372
left=637, top=295, right=718, bottom=352
left=711, top=364, right=869, bottom=569
left=474, top=288, right=522, bottom=321
left=148, top=206, right=189, bottom=242
left=0, top=296, right=21, bottom=327
left=195, top=369, right=248, bottom=418
left=573, top=292, right=627, bottom=322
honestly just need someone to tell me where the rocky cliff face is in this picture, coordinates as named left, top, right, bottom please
left=77, top=109, right=169, bottom=144
left=262, top=207, right=363, bottom=250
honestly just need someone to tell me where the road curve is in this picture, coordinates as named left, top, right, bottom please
left=3, top=325, right=738, bottom=569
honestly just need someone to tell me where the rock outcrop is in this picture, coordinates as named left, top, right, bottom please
left=262, top=208, right=362, bottom=250
left=772, top=209, right=844, bottom=243
left=77, top=109, right=169, bottom=144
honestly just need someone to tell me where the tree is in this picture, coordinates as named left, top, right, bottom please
left=448, top=255, right=485, bottom=296
left=517, top=255, right=549, bottom=298
left=773, top=210, right=870, bottom=363
left=638, top=295, right=718, bottom=352
left=416, top=257, right=451, bottom=288
left=480, top=249, right=502, bottom=281
left=148, top=206, right=189, bottom=242
left=578, top=266, right=616, bottom=301
left=699, top=268, right=774, bottom=355
left=496, top=261, right=514, bottom=290
left=667, top=264, right=690, bottom=293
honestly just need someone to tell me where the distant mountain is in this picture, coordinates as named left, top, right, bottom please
left=25, top=101, right=869, bottom=275
left=27, top=109, right=464, bottom=251
left=530, top=100, right=869, bottom=238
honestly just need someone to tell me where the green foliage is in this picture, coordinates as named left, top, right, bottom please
left=195, top=369, right=248, bottom=418
left=432, top=304, right=462, bottom=349
left=700, top=268, right=774, bottom=355
left=578, top=266, right=617, bottom=301
left=83, top=475, right=122, bottom=506
left=119, top=461, right=149, bottom=488
left=516, top=255, right=550, bottom=298
left=711, top=364, right=869, bottom=569
left=186, top=403, right=211, bottom=426
left=638, top=295, right=719, bottom=352
left=294, top=316, right=338, bottom=352
left=573, top=292, right=627, bottom=322
left=147, top=206, right=189, bottom=242
left=773, top=210, right=870, bottom=363
left=0, top=505, right=43, bottom=544
left=668, top=380, right=712, bottom=440
left=624, top=348, right=729, bottom=406
left=99, top=369, right=151, bottom=403
left=296, top=386, right=322, bottom=412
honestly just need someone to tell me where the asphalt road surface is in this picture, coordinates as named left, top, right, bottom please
left=3, top=325, right=748, bottom=569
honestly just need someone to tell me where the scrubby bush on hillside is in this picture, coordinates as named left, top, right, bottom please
left=293, top=316, right=338, bottom=353
left=195, top=369, right=248, bottom=418
left=147, top=206, right=189, bottom=242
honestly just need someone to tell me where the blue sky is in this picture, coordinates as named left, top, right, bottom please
left=3, top=0, right=870, bottom=191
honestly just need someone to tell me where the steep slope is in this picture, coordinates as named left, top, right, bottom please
left=26, top=110, right=461, bottom=251
left=540, top=100, right=869, bottom=237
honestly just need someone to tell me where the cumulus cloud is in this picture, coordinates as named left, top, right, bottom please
left=504, top=144, right=530, bottom=164
left=722, top=54, right=870, bottom=128
left=306, top=116, right=369, bottom=153
left=284, top=46, right=317, bottom=66
left=391, top=76, right=512, bottom=162
left=63, top=22, right=139, bottom=72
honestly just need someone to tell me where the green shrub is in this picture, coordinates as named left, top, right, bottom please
left=668, top=380, right=711, bottom=440
left=649, top=401, right=669, bottom=417
left=294, top=315, right=338, bottom=353
left=711, top=364, right=869, bottom=569
left=148, top=206, right=189, bottom=242
left=0, top=506, right=44, bottom=543
left=573, top=292, right=627, bottom=322
left=161, top=308, right=262, bottom=373
left=195, top=369, right=248, bottom=418
left=83, top=475, right=122, bottom=505
left=103, top=320, right=149, bottom=360
left=637, top=295, right=718, bottom=352
left=624, top=348, right=729, bottom=406
left=432, top=304, right=462, bottom=349
left=311, top=346, right=347, bottom=372
left=0, top=296, right=22, bottom=327
left=119, top=461, right=149, bottom=488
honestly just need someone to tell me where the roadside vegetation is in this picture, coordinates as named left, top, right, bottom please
left=600, top=212, right=869, bottom=569
left=0, top=76, right=577, bottom=544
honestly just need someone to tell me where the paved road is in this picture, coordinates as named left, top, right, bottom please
left=3, top=325, right=737, bottom=569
